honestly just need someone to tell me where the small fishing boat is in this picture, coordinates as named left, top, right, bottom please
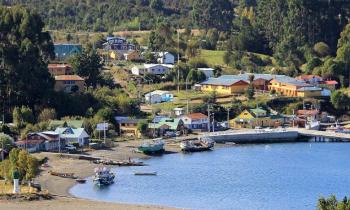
left=134, top=172, right=157, bottom=176
left=138, top=139, right=165, bottom=154
left=93, top=167, right=115, bottom=186
left=180, top=139, right=215, bottom=152
left=76, top=178, right=86, bottom=184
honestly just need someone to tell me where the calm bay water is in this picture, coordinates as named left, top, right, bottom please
left=70, top=143, right=350, bottom=210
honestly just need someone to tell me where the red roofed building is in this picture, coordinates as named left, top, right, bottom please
left=54, top=75, right=85, bottom=93
left=319, top=80, right=338, bottom=90
left=48, top=64, right=74, bottom=76
left=180, top=113, right=209, bottom=131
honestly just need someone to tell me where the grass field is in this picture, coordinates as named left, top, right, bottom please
left=198, top=50, right=226, bottom=66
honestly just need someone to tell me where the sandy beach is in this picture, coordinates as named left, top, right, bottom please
left=0, top=140, right=181, bottom=210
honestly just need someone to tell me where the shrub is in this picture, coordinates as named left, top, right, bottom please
left=313, top=42, right=331, bottom=57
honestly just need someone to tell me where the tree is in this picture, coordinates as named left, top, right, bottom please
left=192, top=0, right=234, bottom=32
left=137, top=120, right=148, bottom=136
left=0, top=6, right=55, bottom=115
left=245, top=86, right=255, bottom=99
left=330, top=90, right=350, bottom=110
left=12, top=106, right=35, bottom=128
left=69, top=48, right=103, bottom=88
left=38, top=108, right=57, bottom=122
left=150, top=0, right=163, bottom=11
left=186, top=69, right=207, bottom=84
left=314, top=42, right=331, bottom=57
left=0, top=133, right=14, bottom=152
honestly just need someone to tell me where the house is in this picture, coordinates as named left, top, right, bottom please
left=201, top=78, right=249, bottom=94
left=230, top=108, right=284, bottom=128
left=124, top=50, right=142, bottom=61
left=295, top=75, right=323, bottom=85
left=55, top=127, right=90, bottom=146
left=148, top=118, right=185, bottom=137
left=131, top=64, right=174, bottom=75
left=115, top=116, right=144, bottom=138
left=16, top=132, right=64, bottom=153
left=198, top=68, right=214, bottom=79
left=296, top=87, right=323, bottom=98
left=297, top=110, right=320, bottom=122
left=48, top=64, right=74, bottom=76
left=145, top=90, right=174, bottom=104
left=319, top=80, right=338, bottom=90
left=103, top=37, right=136, bottom=51
left=54, top=75, right=85, bottom=93
left=54, top=44, right=82, bottom=61
left=173, top=107, right=185, bottom=116
left=180, top=113, right=209, bottom=131
left=49, top=120, right=84, bottom=129
left=154, top=52, right=175, bottom=64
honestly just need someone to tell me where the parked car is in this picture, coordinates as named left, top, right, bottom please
left=164, top=131, right=176, bottom=138
left=65, top=144, right=77, bottom=152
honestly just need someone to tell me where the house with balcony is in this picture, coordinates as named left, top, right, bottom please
left=54, top=75, right=85, bottom=93
left=180, top=113, right=209, bottom=131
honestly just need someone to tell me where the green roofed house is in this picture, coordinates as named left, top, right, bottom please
left=230, top=108, right=284, bottom=129
left=148, top=117, right=185, bottom=137
left=55, top=127, right=90, bottom=146
left=49, top=120, right=84, bottom=129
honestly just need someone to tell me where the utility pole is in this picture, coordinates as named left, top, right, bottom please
left=177, top=27, right=180, bottom=93
left=207, top=103, right=211, bottom=132
left=227, top=107, right=230, bottom=129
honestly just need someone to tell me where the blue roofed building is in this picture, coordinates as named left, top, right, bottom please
left=54, top=44, right=82, bottom=61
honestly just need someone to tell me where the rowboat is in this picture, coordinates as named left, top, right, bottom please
left=138, top=139, right=164, bottom=154
left=134, top=172, right=157, bottom=176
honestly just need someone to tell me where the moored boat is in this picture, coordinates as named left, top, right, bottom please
left=134, top=171, right=157, bottom=176
left=138, top=139, right=165, bottom=154
left=180, top=139, right=215, bottom=152
left=93, top=167, right=115, bottom=186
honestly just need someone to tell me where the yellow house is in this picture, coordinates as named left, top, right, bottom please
left=201, top=79, right=249, bottom=95
left=230, top=108, right=284, bottom=128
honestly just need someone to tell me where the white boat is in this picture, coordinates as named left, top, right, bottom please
left=93, top=167, right=115, bottom=186
left=305, top=121, right=320, bottom=130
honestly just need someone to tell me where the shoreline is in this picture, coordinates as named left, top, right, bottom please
left=22, top=140, right=180, bottom=210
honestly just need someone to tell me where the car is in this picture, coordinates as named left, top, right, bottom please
left=164, top=131, right=176, bottom=138
left=65, top=145, right=77, bottom=152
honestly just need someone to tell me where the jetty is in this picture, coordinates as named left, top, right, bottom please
left=201, top=129, right=299, bottom=143
left=288, top=128, right=350, bottom=141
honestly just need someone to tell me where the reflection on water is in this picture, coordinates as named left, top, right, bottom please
left=70, top=143, right=350, bottom=210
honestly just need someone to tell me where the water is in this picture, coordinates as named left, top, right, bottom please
left=70, top=143, right=350, bottom=210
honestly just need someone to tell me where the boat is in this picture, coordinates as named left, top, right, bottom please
left=180, top=138, right=215, bottom=152
left=49, top=171, right=77, bottom=179
left=134, top=172, right=157, bottom=176
left=93, top=167, right=115, bottom=186
left=76, top=178, right=86, bottom=183
left=305, top=120, right=320, bottom=130
left=138, top=139, right=165, bottom=154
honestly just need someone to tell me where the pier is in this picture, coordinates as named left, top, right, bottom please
left=288, top=128, right=350, bottom=141
left=201, top=129, right=299, bottom=143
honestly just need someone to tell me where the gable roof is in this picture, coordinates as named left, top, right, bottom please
left=55, top=75, right=84, bottom=81
left=297, top=110, right=319, bottom=116
left=320, top=80, right=338, bottom=85
left=185, top=113, right=208, bottom=120
left=55, top=127, right=89, bottom=139
left=49, top=120, right=84, bottom=129
left=250, top=108, right=267, bottom=116
left=201, top=78, right=249, bottom=86
left=149, top=118, right=183, bottom=130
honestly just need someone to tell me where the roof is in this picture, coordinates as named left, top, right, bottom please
left=250, top=108, right=267, bottom=116
left=145, top=90, right=171, bottom=96
left=198, top=68, right=214, bottom=71
left=49, top=120, right=84, bottom=128
left=16, top=139, right=45, bottom=145
left=115, top=116, right=144, bottom=124
left=55, top=127, right=89, bottom=139
left=185, top=113, right=208, bottom=120
left=295, top=75, right=323, bottom=81
left=201, top=78, right=248, bottom=86
left=48, top=64, right=72, bottom=68
left=55, top=75, right=84, bottom=81
left=271, top=76, right=309, bottom=87
left=297, top=110, right=319, bottom=116
left=320, top=80, right=338, bottom=85
left=297, top=86, right=322, bottom=92
left=149, top=118, right=182, bottom=130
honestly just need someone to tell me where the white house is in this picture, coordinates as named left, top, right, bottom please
left=198, top=68, right=214, bottom=79
left=131, top=64, right=174, bottom=75
left=173, top=107, right=185, bottom=116
left=145, top=90, right=174, bottom=104
left=55, top=127, right=90, bottom=146
left=155, top=52, right=175, bottom=64
left=180, top=113, right=209, bottom=131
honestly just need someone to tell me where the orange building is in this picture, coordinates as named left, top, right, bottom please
left=54, top=75, right=85, bottom=93
left=268, top=77, right=313, bottom=97
left=48, top=64, right=74, bottom=76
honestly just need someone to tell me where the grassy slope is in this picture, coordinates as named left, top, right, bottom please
left=198, top=50, right=226, bottom=66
